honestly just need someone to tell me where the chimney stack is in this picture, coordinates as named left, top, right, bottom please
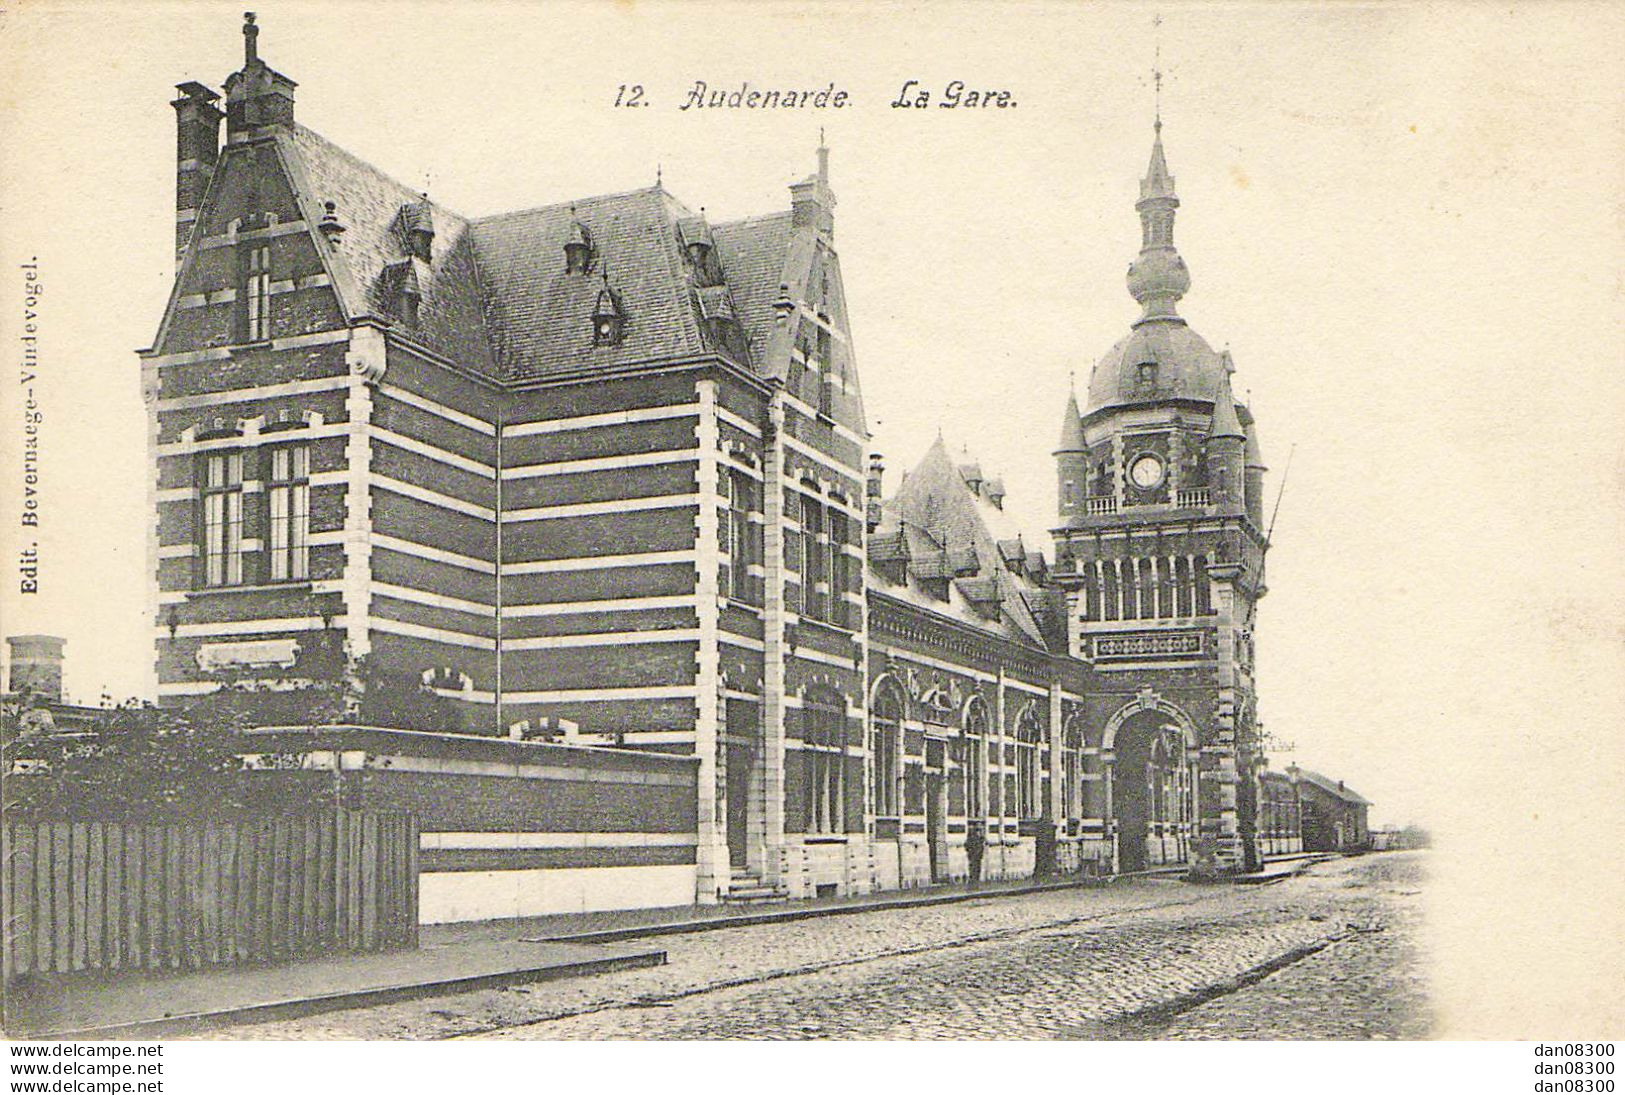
left=790, top=137, right=835, bottom=236
left=171, top=82, right=223, bottom=265
left=7, top=634, right=65, bottom=704
left=866, top=453, right=884, bottom=532
left=224, top=12, right=297, bottom=140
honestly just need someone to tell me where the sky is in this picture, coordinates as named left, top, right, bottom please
left=1, top=2, right=1621, bottom=1033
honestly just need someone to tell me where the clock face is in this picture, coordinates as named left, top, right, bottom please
left=1129, top=453, right=1165, bottom=489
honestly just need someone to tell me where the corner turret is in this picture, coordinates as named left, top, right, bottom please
left=1205, top=355, right=1246, bottom=514
left=1055, top=389, right=1089, bottom=522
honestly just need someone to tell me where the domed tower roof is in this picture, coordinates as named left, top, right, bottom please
left=1082, top=123, right=1231, bottom=418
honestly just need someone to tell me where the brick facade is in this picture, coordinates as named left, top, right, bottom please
left=138, top=18, right=1311, bottom=916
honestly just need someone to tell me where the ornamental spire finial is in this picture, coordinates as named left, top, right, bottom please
left=1153, top=13, right=1163, bottom=132
left=243, top=12, right=259, bottom=66
left=1127, top=19, right=1189, bottom=323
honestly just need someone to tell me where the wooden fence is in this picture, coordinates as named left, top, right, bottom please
left=1, top=811, right=418, bottom=981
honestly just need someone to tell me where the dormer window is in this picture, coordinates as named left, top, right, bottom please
left=400, top=199, right=435, bottom=262
left=383, top=261, right=422, bottom=328
left=678, top=215, right=721, bottom=286
left=564, top=213, right=594, bottom=274
left=592, top=279, right=625, bottom=345
left=1137, top=361, right=1158, bottom=389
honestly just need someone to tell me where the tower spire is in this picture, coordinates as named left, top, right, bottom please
left=1125, top=30, right=1188, bottom=325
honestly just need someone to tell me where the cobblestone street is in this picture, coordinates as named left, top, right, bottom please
left=210, top=852, right=1428, bottom=1040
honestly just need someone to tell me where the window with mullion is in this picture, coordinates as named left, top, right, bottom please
left=870, top=687, right=901, bottom=817
left=200, top=451, right=245, bottom=587
left=1015, top=708, right=1043, bottom=820
left=799, top=493, right=826, bottom=621
left=803, top=695, right=847, bottom=834
left=266, top=443, right=310, bottom=582
left=242, top=243, right=272, bottom=343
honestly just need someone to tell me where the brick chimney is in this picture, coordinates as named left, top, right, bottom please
left=6, top=634, right=65, bottom=704
left=224, top=12, right=297, bottom=141
left=866, top=452, right=885, bottom=532
left=790, top=135, right=835, bottom=236
left=171, top=82, right=223, bottom=266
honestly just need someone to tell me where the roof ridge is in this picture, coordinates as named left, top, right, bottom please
left=469, top=184, right=669, bottom=225
left=712, top=210, right=794, bottom=230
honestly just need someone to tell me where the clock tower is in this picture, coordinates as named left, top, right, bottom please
left=1052, top=121, right=1269, bottom=877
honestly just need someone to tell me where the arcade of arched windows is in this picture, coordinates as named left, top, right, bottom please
left=1081, top=551, right=1214, bottom=622
left=864, top=682, right=1101, bottom=829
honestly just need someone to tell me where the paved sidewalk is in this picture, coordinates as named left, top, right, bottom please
left=3, top=937, right=665, bottom=1040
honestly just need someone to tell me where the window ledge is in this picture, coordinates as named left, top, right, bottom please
left=802, top=835, right=849, bottom=845
left=187, top=580, right=315, bottom=599
left=226, top=339, right=274, bottom=355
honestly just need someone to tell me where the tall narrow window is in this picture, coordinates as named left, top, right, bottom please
left=871, top=684, right=902, bottom=817
left=1015, top=706, right=1042, bottom=820
left=965, top=701, right=987, bottom=819
left=800, top=494, right=826, bottom=621
left=803, top=693, right=847, bottom=834
left=267, top=443, right=310, bottom=581
left=201, top=451, right=245, bottom=586
left=828, top=509, right=849, bottom=627
left=1062, top=722, right=1084, bottom=821
left=725, top=469, right=752, bottom=602
left=817, top=326, right=835, bottom=419
left=243, top=244, right=271, bottom=342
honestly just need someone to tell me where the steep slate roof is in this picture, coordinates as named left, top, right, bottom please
left=281, top=122, right=819, bottom=387
left=284, top=125, right=498, bottom=377
left=469, top=187, right=711, bottom=382
left=712, top=212, right=795, bottom=374
left=869, top=437, right=1052, bottom=649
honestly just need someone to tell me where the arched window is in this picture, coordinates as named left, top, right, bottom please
left=1014, top=704, right=1043, bottom=820
left=870, top=681, right=902, bottom=818
left=1061, top=718, right=1084, bottom=821
left=963, top=698, right=988, bottom=819
left=802, top=690, right=848, bottom=834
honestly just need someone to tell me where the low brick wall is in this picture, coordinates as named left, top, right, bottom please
left=238, top=727, right=699, bottom=923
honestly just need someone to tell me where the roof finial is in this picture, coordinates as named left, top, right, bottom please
left=656, top=162, right=663, bottom=187
left=243, top=11, right=259, bottom=66
left=1152, top=13, right=1163, bottom=132
left=817, top=128, right=830, bottom=186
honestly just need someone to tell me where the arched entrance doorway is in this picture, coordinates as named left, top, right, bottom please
left=1109, top=707, right=1196, bottom=872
